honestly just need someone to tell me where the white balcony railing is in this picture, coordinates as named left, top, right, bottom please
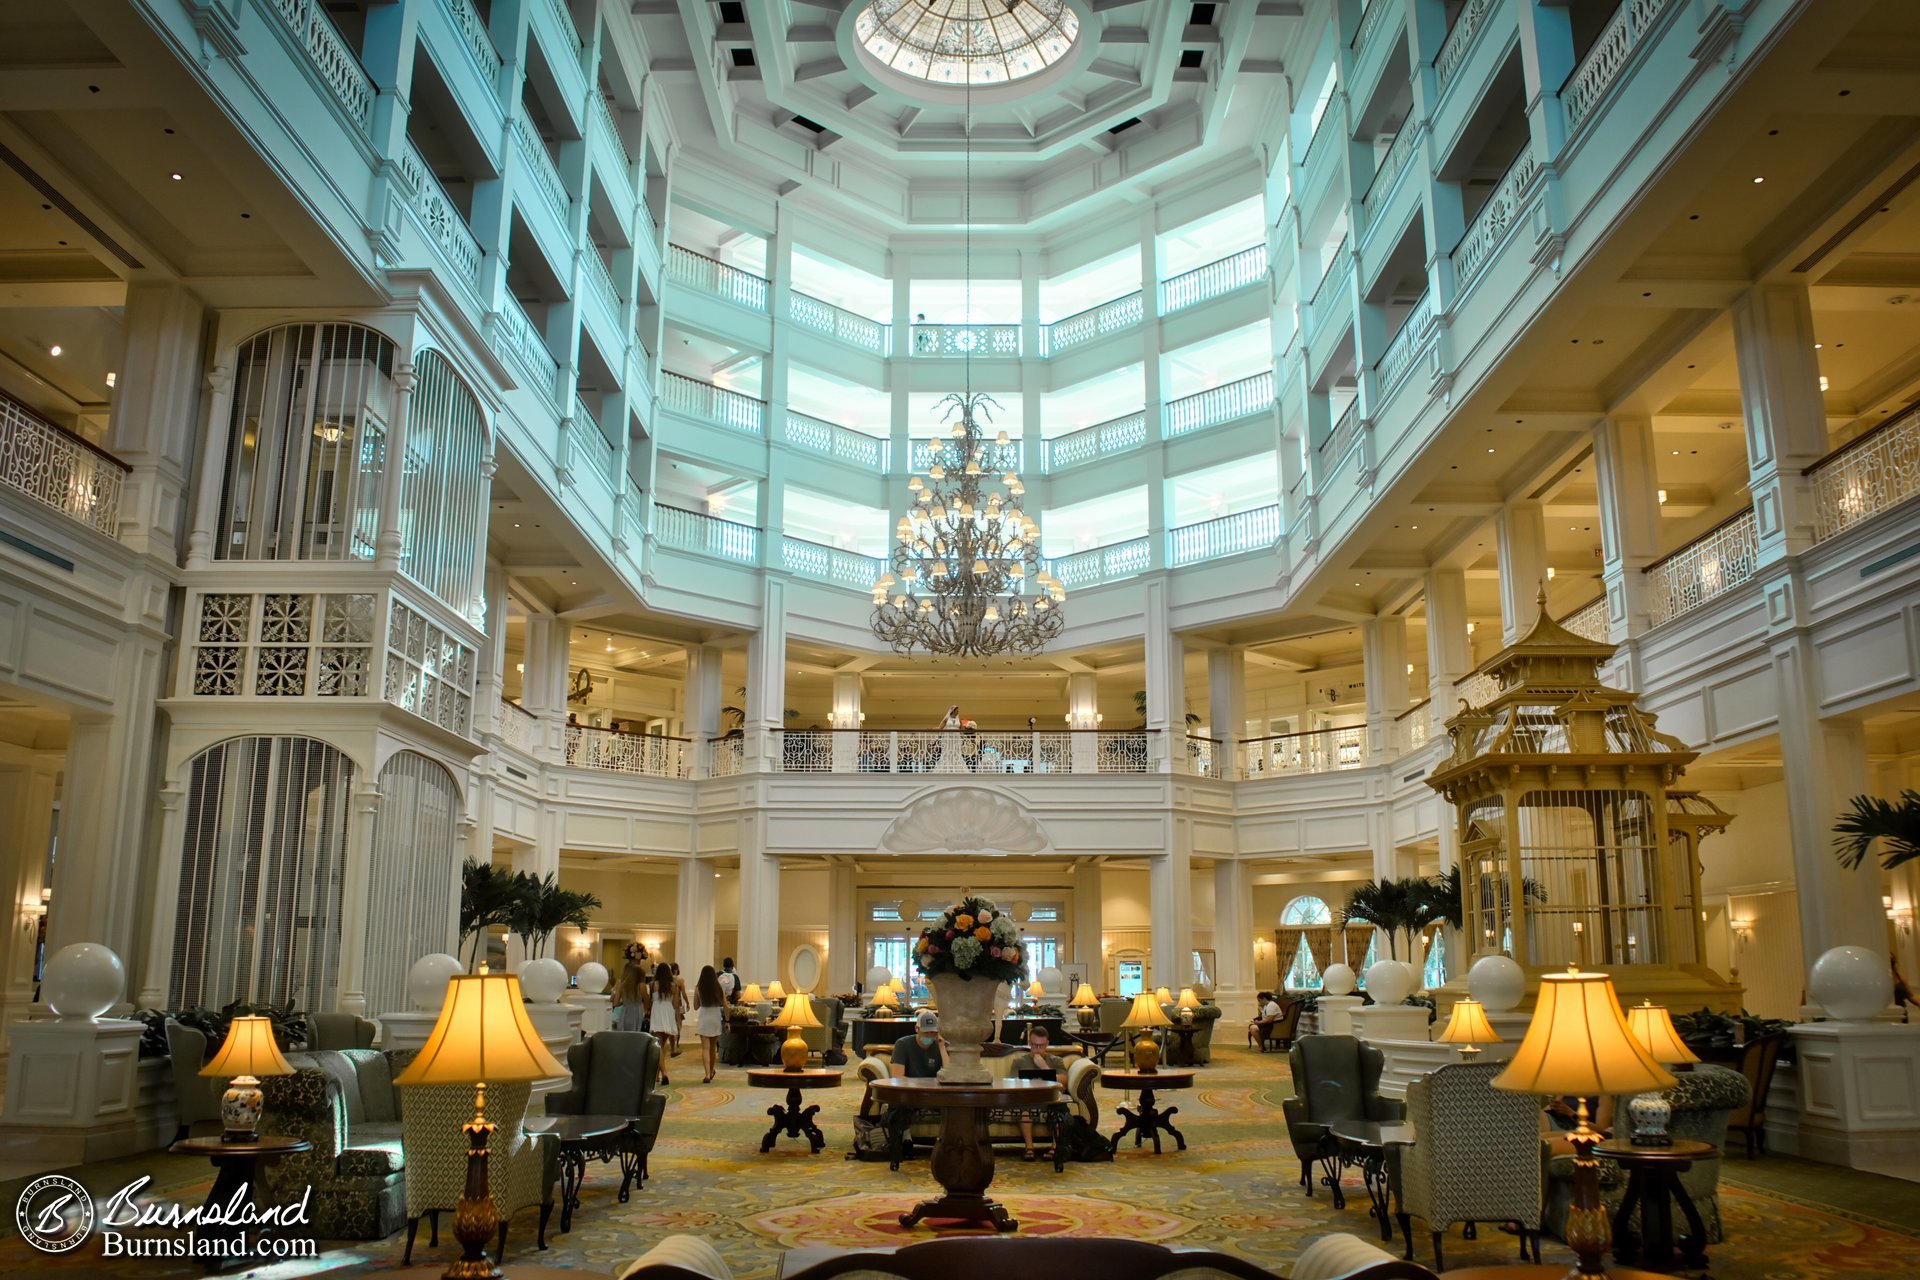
left=773, top=728, right=1156, bottom=774
left=782, top=536, right=886, bottom=588
left=668, top=245, right=769, bottom=312
left=592, top=91, right=631, bottom=168
left=1434, top=0, right=1496, bottom=93
left=582, top=245, right=622, bottom=310
left=1644, top=508, right=1759, bottom=628
left=785, top=411, right=889, bottom=470
left=1320, top=401, right=1361, bottom=470
left=1452, top=145, right=1540, bottom=295
left=1041, top=291, right=1144, bottom=355
left=1458, top=670, right=1502, bottom=709
left=268, top=0, right=374, bottom=131
left=571, top=398, right=614, bottom=485
left=1375, top=291, right=1436, bottom=397
left=1242, top=727, right=1368, bottom=776
left=1160, top=245, right=1270, bottom=315
left=654, top=504, right=759, bottom=564
left=1564, top=0, right=1677, bottom=135
left=908, top=323, right=1020, bottom=358
left=0, top=394, right=126, bottom=536
left=545, top=0, right=582, bottom=50
left=513, top=114, right=569, bottom=221
left=1360, top=123, right=1418, bottom=234
left=660, top=372, right=764, bottom=435
left=492, top=293, right=561, bottom=406
left=1041, top=412, right=1147, bottom=472
left=1309, top=234, right=1351, bottom=306
left=493, top=698, right=542, bottom=754
left=708, top=735, right=743, bottom=777
left=1186, top=735, right=1223, bottom=779
left=1168, top=504, right=1282, bottom=567
left=1165, top=371, right=1275, bottom=438
left=789, top=291, right=889, bottom=353
left=446, top=0, right=502, bottom=79
left=1811, top=404, right=1920, bottom=542
left=1560, top=596, right=1610, bottom=644
left=909, top=438, right=1023, bottom=473
left=566, top=725, right=689, bottom=777
left=1047, top=537, right=1150, bottom=588
left=1352, top=0, right=1397, bottom=52
left=397, top=139, right=483, bottom=287
left=1396, top=701, right=1431, bottom=754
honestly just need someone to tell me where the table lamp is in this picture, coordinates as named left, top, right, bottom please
left=1121, top=991, right=1173, bottom=1072
left=770, top=992, right=821, bottom=1071
left=393, top=966, right=566, bottom=1280
left=1435, top=997, right=1502, bottom=1058
left=1624, top=999, right=1700, bottom=1146
left=1494, top=968, right=1675, bottom=1277
left=740, top=982, right=764, bottom=1006
left=871, top=985, right=898, bottom=1010
left=768, top=980, right=787, bottom=1002
left=1026, top=978, right=1045, bottom=1001
left=201, top=1015, right=294, bottom=1143
left=1154, top=985, right=1172, bottom=1004
left=1069, top=981, right=1099, bottom=1029
left=1176, top=987, right=1200, bottom=1025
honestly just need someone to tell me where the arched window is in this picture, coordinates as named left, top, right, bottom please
left=219, top=323, right=394, bottom=564
left=363, top=752, right=463, bottom=1015
left=1422, top=925, right=1448, bottom=989
left=1278, top=896, right=1332, bottom=991
left=1280, top=895, right=1332, bottom=925
left=170, top=736, right=354, bottom=1011
left=402, top=351, right=488, bottom=617
left=1284, top=935, right=1322, bottom=991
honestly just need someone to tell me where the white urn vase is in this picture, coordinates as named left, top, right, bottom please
left=929, top=974, right=1002, bottom=1084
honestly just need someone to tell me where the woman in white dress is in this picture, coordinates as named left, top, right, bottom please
left=692, top=965, right=726, bottom=1083
left=649, top=962, right=679, bottom=1075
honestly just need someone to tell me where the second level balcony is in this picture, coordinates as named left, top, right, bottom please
left=0, top=392, right=127, bottom=540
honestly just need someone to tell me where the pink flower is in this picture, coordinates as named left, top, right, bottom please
left=990, top=947, right=1002, bottom=958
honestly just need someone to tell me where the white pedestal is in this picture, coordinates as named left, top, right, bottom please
left=0, top=1016, right=148, bottom=1164
left=1487, top=1011, right=1533, bottom=1043
left=563, top=992, right=612, bottom=1036
left=375, top=1010, right=442, bottom=1054
left=1375, top=1038, right=1520, bottom=1099
left=1349, top=1005, right=1432, bottom=1045
left=1317, top=995, right=1364, bottom=1036
left=522, top=1003, right=578, bottom=1103
left=1785, top=1022, right=1920, bottom=1170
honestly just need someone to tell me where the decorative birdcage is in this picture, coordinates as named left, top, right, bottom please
left=1426, top=589, right=1742, bottom=1012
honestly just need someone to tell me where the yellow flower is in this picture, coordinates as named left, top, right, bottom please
left=954, top=913, right=974, bottom=931
left=973, top=926, right=992, bottom=942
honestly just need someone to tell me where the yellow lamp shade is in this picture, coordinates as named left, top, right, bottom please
left=739, top=983, right=764, bottom=1005
left=1493, top=969, right=1676, bottom=1098
left=200, top=1016, right=294, bottom=1080
left=1436, top=998, right=1503, bottom=1056
left=1154, top=986, right=1172, bottom=1004
left=1121, top=991, right=1173, bottom=1031
left=889, top=977, right=906, bottom=995
left=1177, top=988, right=1201, bottom=1010
left=1626, top=1000, right=1701, bottom=1066
left=1069, top=982, right=1099, bottom=1008
left=771, top=992, right=822, bottom=1030
left=767, top=981, right=787, bottom=1002
left=394, top=971, right=568, bottom=1086
left=1026, top=979, right=1045, bottom=999
left=872, top=986, right=898, bottom=1009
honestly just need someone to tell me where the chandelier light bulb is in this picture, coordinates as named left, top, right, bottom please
left=996, top=431, right=1009, bottom=446
left=983, top=605, right=999, bottom=622
left=929, top=463, right=945, bottom=479
left=908, top=476, right=923, bottom=492
left=951, top=422, right=967, bottom=438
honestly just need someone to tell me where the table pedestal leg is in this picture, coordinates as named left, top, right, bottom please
left=618, top=1147, right=641, bottom=1199
left=1318, top=1148, right=1348, bottom=1209
left=195, top=1153, right=260, bottom=1274
left=557, top=1150, right=587, bottom=1232
left=760, top=1085, right=825, bottom=1153
left=898, top=1106, right=1016, bottom=1232
left=1110, top=1087, right=1186, bottom=1155
left=1360, top=1153, right=1394, bottom=1242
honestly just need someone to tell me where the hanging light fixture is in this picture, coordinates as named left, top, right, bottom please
left=870, top=64, right=1064, bottom=659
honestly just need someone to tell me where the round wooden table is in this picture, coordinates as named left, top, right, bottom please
left=169, top=1135, right=312, bottom=1273
left=747, top=1067, right=843, bottom=1153
left=869, top=1077, right=1061, bottom=1231
left=1099, top=1068, right=1196, bottom=1154
left=1596, top=1137, right=1717, bottom=1269
left=1165, top=1023, right=1203, bottom=1067
left=524, top=1114, right=641, bottom=1230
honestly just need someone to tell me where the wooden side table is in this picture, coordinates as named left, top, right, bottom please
left=747, top=1067, right=843, bottom=1153
left=869, top=1078, right=1061, bottom=1231
left=525, top=1114, right=640, bottom=1230
left=1100, top=1069, right=1196, bottom=1154
left=169, top=1135, right=311, bottom=1274
left=1596, top=1137, right=1716, bottom=1269
left=1165, top=1024, right=1203, bottom=1067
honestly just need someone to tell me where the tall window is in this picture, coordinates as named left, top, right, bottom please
left=867, top=936, right=927, bottom=998
left=363, top=752, right=462, bottom=1015
left=1280, top=895, right=1332, bottom=991
left=170, top=736, right=354, bottom=1011
left=1023, top=935, right=1060, bottom=983
left=1422, top=927, right=1448, bottom=989
left=1284, top=935, right=1321, bottom=991
left=402, top=351, right=488, bottom=618
left=1352, top=932, right=1379, bottom=986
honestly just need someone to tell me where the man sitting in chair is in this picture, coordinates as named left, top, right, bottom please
left=1248, top=991, right=1283, bottom=1046
left=881, top=1010, right=948, bottom=1163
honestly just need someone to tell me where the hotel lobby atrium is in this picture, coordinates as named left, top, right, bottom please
left=4, top=0, right=1920, bottom=1276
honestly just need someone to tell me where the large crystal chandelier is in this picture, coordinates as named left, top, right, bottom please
left=869, top=75, right=1064, bottom=658
left=870, top=392, right=1064, bottom=656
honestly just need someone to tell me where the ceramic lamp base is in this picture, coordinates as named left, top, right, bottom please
left=1131, top=1034, right=1161, bottom=1073
left=780, top=1028, right=809, bottom=1071
left=220, top=1076, right=264, bottom=1143
left=1628, top=1091, right=1673, bottom=1146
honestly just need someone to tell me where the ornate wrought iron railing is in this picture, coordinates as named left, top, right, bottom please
left=566, top=724, right=689, bottom=777
left=784, top=410, right=889, bottom=470
left=0, top=394, right=126, bottom=536
left=1807, top=402, right=1920, bottom=542
left=1041, top=291, right=1144, bottom=354
left=789, top=291, right=889, bottom=353
left=1643, top=507, right=1759, bottom=628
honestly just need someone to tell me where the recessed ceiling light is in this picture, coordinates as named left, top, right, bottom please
left=48, top=345, right=61, bottom=357
left=1819, top=376, right=1830, bottom=391
left=1486, top=447, right=1495, bottom=453
left=1814, top=343, right=1823, bottom=349
left=170, top=172, right=183, bottom=181
left=1752, top=176, right=1765, bottom=184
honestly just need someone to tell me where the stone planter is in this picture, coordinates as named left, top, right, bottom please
left=929, top=973, right=1003, bottom=1084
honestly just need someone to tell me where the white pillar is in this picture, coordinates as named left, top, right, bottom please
left=334, top=782, right=382, bottom=1014
left=106, top=282, right=205, bottom=557
left=1068, top=671, right=1099, bottom=772
left=744, top=579, right=787, bottom=772
left=1212, top=858, right=1254, bottom=1017
left=1206, top=647, right=1246, bottom=780
left=1361, top=615, right=1410, bottom=758
left=828, top=862, right=857, bottom=993
left=684, top=642, right=724, bottom=776
left=1142, top=580, right=1184, bottom=771
left=375, top=361, right=417, bottom=570
left=1733, top=283, right=1828, bottom=564
left=1495, top=500, right=1548, bottom=644
left=1425, top=567, right=1471, bottom=735
left=0, top=760, right=57, bottom=1025
left=1593, top=413, right=1663, bottom=641
left=1073, top=861, right=1103, bottom=986
left=831, top=672, right=862, bottom=772
left=676, top=857, right=716, bottom=975
left=737, top=827, right=781, bottom=988
left=183, top=364, right=234, bottom=571
left=1151, top=835, right=1194, bottom=994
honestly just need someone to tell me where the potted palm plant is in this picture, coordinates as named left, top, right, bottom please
left=1833, top=791, right=1920, bottom=870
left=459, top=859, right=520, bottom=970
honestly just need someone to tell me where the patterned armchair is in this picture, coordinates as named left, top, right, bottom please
left=1160, top=1001, right=1224, bottom=1064
left=1543, top=1063, right=1749, bottom=1247
left=1397, top=1060, right=1542, bottom=1268
left=1283, top=1036, right=1405, bottom=1195
left=399, top=1077, right=557, bottom=1265
left=545, top=1031, right=667, bottom=1187
left=257, top=1048, right=408, bottom=1239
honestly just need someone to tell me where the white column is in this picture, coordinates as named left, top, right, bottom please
left=1206, top=647, right=1246, bottom=780
left=1150, top=837, right=1194, bottom=994
left=1068, top=671, right=1099, bottom=772
left=685, top=643, right=724, bottom=777
left=744, top=578, right=787, bottom=772
left=737, top=830, right=781, bottom=989
left=1733, top=283, right=1827, bottom=563
left=675, top=857, right=716, bottom=975
left=1494, top=500, right=1548, bottom=644
left=0, top=761, right=57, bottom=1024
left=1593, top=413, right=1663, bottom=641
left=375, top=361, right=417, bottom=570
left=831, top=672, right=862, bottom=772
left=1073, top=861, right=1104, bottom=986
left=1425, top=567, right=1471, bottom=734
left=334, top=782, right=382, bottom=1015
left=1361, top=615, right=1410, bottom=759
left=135, top=783, right=188, bottom=1009
left=1142, top=580, right=1184, bottom=772
left=106, top=282, right=205, bottom=556
left=827, top=862, right=857, bottom=993
left=183, top=364, right=234, bottom=571
left=1212, top=858, right=1255, bottom=1018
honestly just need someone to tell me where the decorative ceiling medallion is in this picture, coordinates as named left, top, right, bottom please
left=855, top=0, right=1080, bottom=86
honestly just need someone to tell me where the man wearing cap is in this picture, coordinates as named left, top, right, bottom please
left=879, top=1010, right=947, bottom=1165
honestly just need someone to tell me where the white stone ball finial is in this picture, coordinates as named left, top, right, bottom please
left=574, top=960, right=610, bottom=995
left=1808, top=945, right=1894, bottom=1023
left=1365, top=959, right=1417, bottom=1006
left=407, top=953, right=463, bottom=1011
left=1468, top=954, right=1527, bottom=1013
left=1321, top=963, right=1356, bottom=996
left=43, top=943, right=125, bottom=1021
left=519, top=956, right=569, bottom=1003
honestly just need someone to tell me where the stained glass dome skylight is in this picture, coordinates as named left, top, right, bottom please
left=856, top=0, right=1081, bottom=86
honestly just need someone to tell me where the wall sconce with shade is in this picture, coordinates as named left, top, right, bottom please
left=739, top=983, right=764, bottom=1006
left=1069, top=982, right=1099, bottom=1029
left=391, top=966, right=567, bottom=1280
left=1624, top=1000, right=1701, bottom=1146
left=770, top=992, right=821, bottom=1071
left=1435, top=998, right=1502, bottom=1058
left=1494, top=969, right=1675, bottom=1275
left=201, top=1016, right=294, bottom=1143
left=1121, top=991, right=1172, bottom=1072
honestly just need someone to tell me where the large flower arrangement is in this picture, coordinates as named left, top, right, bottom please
left=913, top=895, right=1024, bottom=983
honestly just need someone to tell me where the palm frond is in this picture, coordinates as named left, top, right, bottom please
left=1833, top=791, right=1920, bottom=871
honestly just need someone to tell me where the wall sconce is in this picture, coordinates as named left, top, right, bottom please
left=1729, top=917, right=1755, bottom=941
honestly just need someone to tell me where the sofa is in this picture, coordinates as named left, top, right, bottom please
left=546, top=1031, right=667, bottom=1190
left=856, top=1050, right=1102, bottom=1163
left=257, top=1048, right=410, bottom=1239
left=306, top=1012, right=378, bottom=1050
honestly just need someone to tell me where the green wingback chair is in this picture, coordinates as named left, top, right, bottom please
left=545, top=1030, right=668, bottom=1191
left=164, top=1021, right=225, bottom=1143
left=1283, top=1035, right=1405, bottom=1196
left=1159, top=1001, right=1224, bottom=1064
left=802, top=996, right=840, bottom=1058
left=306, top=1012, right=378, bottom=1050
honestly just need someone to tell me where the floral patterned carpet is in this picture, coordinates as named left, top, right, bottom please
left=5, top=1044, right=1918, bottom=1278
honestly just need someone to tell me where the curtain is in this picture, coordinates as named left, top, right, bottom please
left=1344, top=923, right=1377, bottom=966
left=1305, top=926, right=1335, bottom=977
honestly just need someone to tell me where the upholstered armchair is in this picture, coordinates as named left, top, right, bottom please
left=164, top=1021, right=224, bottom=1143
left=306, top=1012, right=378, bottom=1050
left=1254, top=999, right=1305, bottom=1052
left=1543, top=1063, right=1749, bottom=1247
left=1161, top=1001, right=1223, bottom=1063
left=802, top=996, right=840, bottom=1058
left=1725, top=1033, right=1786, bottom=1158
left=257, top=1047, right=409, bottom=1239
left=545, top=1030, right=667, bottom=1188
left=399, top=1077, right=556, bottom=1265
left=1283, top=1035, right=1405, bottom=1195
left=1397, top=1060, right=1542, bottom=1268
left=1096, top=997, right=1131, bottom=1035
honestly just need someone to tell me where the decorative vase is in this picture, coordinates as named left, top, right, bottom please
left=1132, top=1032, right=1162, bottom=1073
left=929, top=974, right=1000, bottom=1084
left=1627, top=1091, right=1673, bottom=1146
left=780, top=1028, right=809, bottom=1071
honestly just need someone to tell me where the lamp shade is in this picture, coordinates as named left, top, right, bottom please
left=1436, top=998, right=1502, bottom=1048
left=767, top=981, right=787, bottom=1002
left=1626, top=1000, right=1701, bottom=1066
left=1069, top=982, right=1099, bottom=1008
left=740, top=983, right=764, bottom=1005
left=1493, top=969, right=1676, bottom=1098
left=200, top=1016, right=294, bottom=1080
left=1177, top=987, right=1201, bottom=1010
left=770, top=992, right=821, bottom=1029
left=393, top=971, right=568, bottom=1086
left=1154, top=986, right=1172, bottom=1003
left=1026, top=979, right=1045, bottom=999
left=889, top=977, right=907, bottom=995
left=1121, top=991, right=1172, bottom=1030
left=872, top=986, right=898, bottom=1009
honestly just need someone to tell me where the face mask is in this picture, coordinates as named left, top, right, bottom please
left=917, top=1033, right=936, bottom=1047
